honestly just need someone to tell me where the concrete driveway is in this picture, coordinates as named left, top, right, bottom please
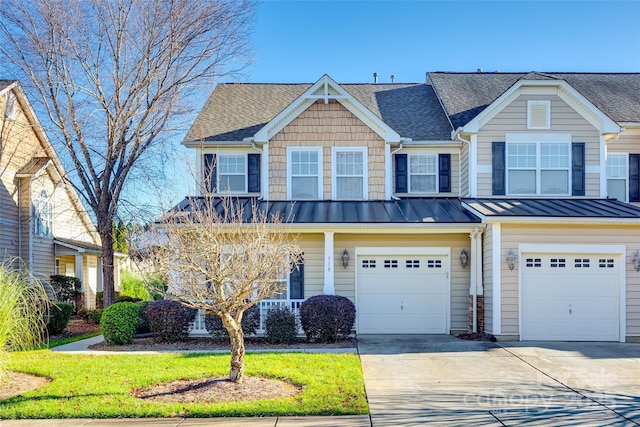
left=358, top=335, right=640, bottom=426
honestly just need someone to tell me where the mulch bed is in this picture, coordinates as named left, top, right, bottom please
left=90, top=336, right=358, bottom=351
left=48, top=318, right=101, bottom=341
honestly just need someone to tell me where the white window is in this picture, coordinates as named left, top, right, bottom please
left=607, top=154, right=627, bottom=202
left=527, top=100, right=550, bottom=129
left=34, top=189, right=53, bottom=237
left=507, top=142, right=569, bottom=195
left=287, top=147, right=322, bottom=200
left=409, top=154, right=437, bottom=193
left=218, top=154, right=246, bottom=193
left=4, top=92, right=17, bottom=120
left=332, top=147, right=367, bottom=200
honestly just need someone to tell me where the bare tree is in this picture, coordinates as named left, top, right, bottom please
left=0, top=0, right=256, bottom=307
left=146, top=196, right=302, bottom=383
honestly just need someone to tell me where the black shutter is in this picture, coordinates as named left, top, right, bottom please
left=492, top=142, right=506, bottom=195
left=630, top=154, right=640, bottom=202
left=571, top=143, right=585, bottom=196
left=289, top=261, right=304, bottom=299
left=395, top=154, right=408, bottom=193
left=438, top=154, right=451, bottom=193
left=247, top=153, right=261, bottom=193
left=203, top=153, right=216, bottom=192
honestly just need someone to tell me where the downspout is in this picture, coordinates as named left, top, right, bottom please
left=454, top=129, right=471, bottom=197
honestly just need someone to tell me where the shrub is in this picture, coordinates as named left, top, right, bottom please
left=46, top=302, right=73, bottom=335
left=115, top=295, right=142, bottom=303
left=135, top=301, right=150, bottom=334
left=146, top=300, right=197, bottom=343
left=204, top=305, right=260, bottom=338
left=49, top=275, right=81, bottom=308
left=300, top=295, right=356, bottom=343
left=264, top=306, right=298, bottom=344
left=95, top=291, right=120, bottom=309
left=78, top=308, right=103, bottom=324
left=100, top=302, right=139, bottom=345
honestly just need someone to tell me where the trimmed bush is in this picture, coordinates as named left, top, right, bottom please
left=46, top=302, right=73, bottom=335
left=300, top=295, right=356, bottom=343
left=49, top=275, right=81, bottom=308
left=115, top=295, right=142, bottom=303
left=204, top=305, right=260, bottom=338
left=78, top=308, right=103, bottom=324
left=264, top=306, right=298, bottom=345
left=146, top=300, right=197, bottom=343
left=135, top=301, right=150, bottom=334
left=100, top=302, right=139, bottom=345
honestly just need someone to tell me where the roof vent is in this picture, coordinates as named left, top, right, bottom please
left=477, top=68, right=483, bottom=73
left=373, top=72, right=378, bottom=83
left=391, top=74, right=396, bottom=83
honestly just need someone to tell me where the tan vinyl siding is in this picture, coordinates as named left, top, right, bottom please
left=476, top=93, right=601, bottom=197
left=298, top=234, right=324, bottom=298
left=460, top=142, right=470, bottom=197
left=333, top=233, right=471, bottom=332
left=269, top=100, right=386, bottom=200
left=482, top=225, right=494, bottom=333
left=608, top=129, right=640, bottom=153
left=0, top=170, right=20, bottom=261
left=499, top=223, right=640, bottom=337
left=53, top=181, right=98, bottom=244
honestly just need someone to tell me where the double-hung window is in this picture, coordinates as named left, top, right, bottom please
left=34, top=189, right=53, bottom=237
left=507, top=141, right=570, bottom=195
left=332, top=147, right=367, bottom=200
left=409, top=154, right=437, bottom=193
left=607, top=154, right=627, bottom=202
left=218, top=155, right=246, bottom=193
left=287, top=147, right=322, bottom=199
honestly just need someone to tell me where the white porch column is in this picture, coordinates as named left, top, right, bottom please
left=469, top=228, right=484, bottom=332
left=97, top=256, right=103, bottom=292
left=323, top=231, right=335, bottom=295
left=75, top=254, right=84, bottom=286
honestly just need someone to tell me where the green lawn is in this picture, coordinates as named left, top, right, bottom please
left=2, top=350, right=368, bottom=419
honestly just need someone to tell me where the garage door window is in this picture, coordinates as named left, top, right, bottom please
left=427, top=259, right=442, bottom=268
left=361, top=259, right=377, bottom=268
left=525, top=258, right=542, bottom=267
left=550, top=258, right=566, bottom=268
left=574, top=258, right=590, bottom=268
left=406, top=260, right=420, bottom=268
left=599, top=259, right=615, bottom=268
left=384, top=259, right=398, bottom=268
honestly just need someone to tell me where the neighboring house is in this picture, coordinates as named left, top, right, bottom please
left=178, top=72, right=640, bottom=342
left=0, top=80, right=120, bottom=308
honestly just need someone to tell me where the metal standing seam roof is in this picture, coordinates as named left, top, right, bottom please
left=462, top=198, right=640, bottom=218
left=427, top=72, right=640, bottom=129
left=167, top=197, right=482, bottom=224
left=184, top=82, right=454, bottom=143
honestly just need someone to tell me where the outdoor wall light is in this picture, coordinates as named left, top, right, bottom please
left=460, top=249, right=469, bottom=268
left=506, top=249, right=517, bottom=271
left=342, top=249, right=350, bottom=269
left=633, top=250, right=640, bottom=272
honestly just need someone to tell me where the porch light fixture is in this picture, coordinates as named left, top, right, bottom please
left=342, top=249, right=350, bottom=269
left=506, top=249, right=517, bottom=271
left=460, top=249, right=469, bottom=268
left=633, top=250, right=640, bottom=272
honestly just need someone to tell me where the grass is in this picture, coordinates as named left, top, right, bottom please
left=1, top=350, right=368, bottom=419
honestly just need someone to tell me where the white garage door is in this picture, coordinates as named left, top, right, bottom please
left=357, top=255, right=449, bottom=334
left=521, top=253, right=621, bottom=341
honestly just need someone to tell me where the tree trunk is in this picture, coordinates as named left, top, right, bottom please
left=98, top=224, right=116, bottom=308
left=226, top=321, right=245, bottom=383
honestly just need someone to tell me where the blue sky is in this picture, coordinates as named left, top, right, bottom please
left=241, top=0, right=640, bottom=84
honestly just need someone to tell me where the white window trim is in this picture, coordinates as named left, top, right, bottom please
left=408, top=153, right=438, bottom=194
left=34, top=188, right=53, bottom=238
left=216, top=152, right=248, bottom=194
left=331, top=147, right=368, bottom=200
left=606, top=153, right=628, bottom=202
left=286, top=147, right=323, bottom=200
left=505, top=133, right=572, bottom=196
left=527, top=100, right=551, bottom=129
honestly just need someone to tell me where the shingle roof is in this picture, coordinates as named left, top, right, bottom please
left=185, top=82, right=453, bottom=143
left=15, top=157, right=51, bottom=176
left=0, top=80, right=16, bottom=92
left=168, top=197, right=481, bottom=224
left=428, top=72, right=640, bottom=129
left=463, top=198, right=640, bottom=219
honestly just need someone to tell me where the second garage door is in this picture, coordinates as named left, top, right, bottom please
left=357, top=254, right=449, bottom=334
left=521, top=253, right=621, bottom=341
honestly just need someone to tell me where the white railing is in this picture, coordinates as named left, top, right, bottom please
left=188, top=298, right=305, bottom=336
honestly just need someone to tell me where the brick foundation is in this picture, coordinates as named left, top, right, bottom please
left=467, top=295, right=485, bottom=333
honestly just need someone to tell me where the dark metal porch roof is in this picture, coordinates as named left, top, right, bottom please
left=462, top=198, right=640, bottom=219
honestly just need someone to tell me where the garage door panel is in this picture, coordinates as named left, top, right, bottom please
left=521, top=253, right=620, bottom=342
left=357, top=254, right=449, bottom=334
